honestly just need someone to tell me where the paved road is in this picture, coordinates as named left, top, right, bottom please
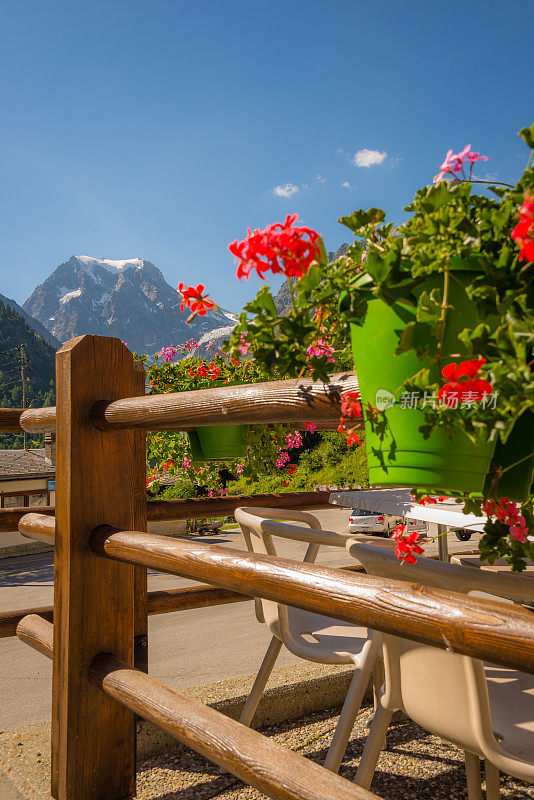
left=0, top=507, right=480, bottom=731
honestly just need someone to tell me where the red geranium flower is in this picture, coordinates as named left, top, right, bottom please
left=346, top=428, right=362, bottom=447
left=438, top=358, right=492, bottom=404
left=229, top=214, right=322, bottom=281
left=178, top=283, right=216, bottom=316
left=391, top=524, right=424, bottom=564
left=511, top=192, right=534, bottom=262
left=340, top=391, right=362, bottom=419
left=208, top=362, right=220, bottom=381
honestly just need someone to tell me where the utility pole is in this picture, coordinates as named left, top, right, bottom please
left=17, top=344, right=29, bottom=449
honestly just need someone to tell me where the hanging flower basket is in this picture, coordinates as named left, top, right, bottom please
left=349, top=260, right=496, bottom=493
left=187, top=424, right=248, bottom=462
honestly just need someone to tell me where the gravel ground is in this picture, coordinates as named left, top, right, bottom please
left=1, top=701, right=532, bottom=799
left=134, top=701, right=533, bottom=800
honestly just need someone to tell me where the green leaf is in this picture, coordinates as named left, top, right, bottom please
left=297, top=264, right=321, bottom=293
left=518, top=123, right=534, bottom=150
left=338, top=208, right=385, bottom=233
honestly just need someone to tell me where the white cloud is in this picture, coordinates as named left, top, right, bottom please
left=316, top=174, right=326, bottom=183
left=353, top=148, right=387, bottom=168
left=272, top=183, right=299, bottom=198
left=341, top=181, right=351, bottom=189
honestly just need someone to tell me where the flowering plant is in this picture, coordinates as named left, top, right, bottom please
left=224, top=124, right=534, bottom=569
left=144, top=340, right=308, bottom=495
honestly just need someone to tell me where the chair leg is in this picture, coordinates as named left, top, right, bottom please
left=239, top=636, right=282, bottom=727
left=485, top=761, right=500, bottom=800
left=354, top=702, right=394, bottom=790
left=372, top=657, right=385, bottom=712
left=323, top=648, right=377, bottom=773
left=464, top=751, right=482, bottom=800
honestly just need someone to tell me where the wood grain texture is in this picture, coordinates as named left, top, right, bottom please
left=91, top=527, right=534, bottom=675
left=52, top=335, right=141, bottom=800
left=4, top=372, right=361, bottom=433
left=3, top=587, right=252, bottom=640
left=0, top=408, right=23, bottom=432
left=18, top=512, right=55, bottom=543
left=2, top=566, right=367, bottom=640
left=0, top=409, right=340, bottom=434
left=17, top=613, right=54, bottom=658
left=19, top=405, right=56, bottom=433
left=147, top=492, right=331, bottom=521
left=91, top=652, right=379, bottom=800
left=2, top=607, right=54, bottom=638
left=133, top=361, right=148, bottom=673
left=0, top=507, right=55, bottom=532
left=16, top=615, right=380, bottom=800
left=3, top=491, right=331, bottom=531
left=90, top=371, right=360, bottom=431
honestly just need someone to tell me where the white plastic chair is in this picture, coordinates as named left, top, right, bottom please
left=235, top=507, right=396, bottom=772
left=347, top=541, right=534, bottom=798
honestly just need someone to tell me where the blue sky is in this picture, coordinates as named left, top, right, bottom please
left=1, top=0, right=533, bottom=312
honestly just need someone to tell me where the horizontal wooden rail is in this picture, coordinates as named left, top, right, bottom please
left=2, top=492, right=330, bottom=533
left=147, top=491, right=332, bottom=521
left=1, top=407, right=341, bottom=435
left=0, top=408, right=24, bottom=432
left=86, top=524, right=534, bottom=675
left=11, top=371, right=359, bottom=433
left=17, top=615, right=378, bottom=800
left=18, top=513, right=55, bottom=543
left=0, top=506, right=55, bottom=532
left=1, top=585, right=252, bottom=639
left=90, top=371, right=360, bottom=431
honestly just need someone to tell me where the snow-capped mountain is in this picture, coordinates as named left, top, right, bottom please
left=23, top=256, right=237, bottom=355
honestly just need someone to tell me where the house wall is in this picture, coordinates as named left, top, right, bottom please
left=0, top=478, right=52, bottom=507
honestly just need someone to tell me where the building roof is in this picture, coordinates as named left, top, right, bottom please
left=0, top=449, right=55, bottom=481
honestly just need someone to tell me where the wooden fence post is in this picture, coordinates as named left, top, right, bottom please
left=52, top=336, right=143, bottom=800
left=133, top=360, right=148, bottom=672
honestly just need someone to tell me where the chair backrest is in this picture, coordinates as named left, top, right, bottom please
left=348, top=541, right=534, bottom=604
left=235, top=507, right=343, bottom=638
left=346, top=542, right=521, bottom=761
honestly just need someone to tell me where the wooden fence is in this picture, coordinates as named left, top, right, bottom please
left=2, top=334, right=534, bottom=800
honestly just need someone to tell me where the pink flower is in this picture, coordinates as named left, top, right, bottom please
left=157, top=346, right=178, bottom=363
left=433, top=144, right=488, bottom=184
left=482, top=497, right=529, bottom=543
left=183, top=457, right=192, bottom=469
left=236, top=463, right=244, bottom=474
left=509, top=526, right=527, bottom=543
left=285, top=431, right=302, bottom=449
left=275, top=451, right=290, bottom=468
left=237, top=333, right=250, bottom=355
left=304, top=422, right=317, bottom=433
left=307, top=339, right=335, bottom=363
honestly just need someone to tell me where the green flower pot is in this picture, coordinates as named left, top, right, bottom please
left=187, top=425, right=247, bottom=462
left=349, top=261, right=496, bottom=493
left=484, top=411, right=534, bottom=502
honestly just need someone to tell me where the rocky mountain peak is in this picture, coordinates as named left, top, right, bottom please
left=23, top=255, right=236, bottom=356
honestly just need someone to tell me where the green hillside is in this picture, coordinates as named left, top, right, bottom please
left=0, top=299, right=56, bottom=448
left=157, top=430, right=369, bottom=500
